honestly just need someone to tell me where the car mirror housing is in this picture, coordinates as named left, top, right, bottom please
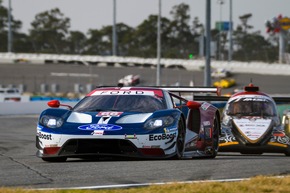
left=47, top=100, right=60, bottom=108
left=186, top=101, right=201, bottom=109
left=47, top=100, right=73, bottom=110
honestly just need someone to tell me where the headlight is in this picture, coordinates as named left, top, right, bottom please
left=40, top=115, right=63, bottom=128
left=144, top=116, right=175, bottom=130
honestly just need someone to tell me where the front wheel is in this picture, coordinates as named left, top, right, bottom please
left=174, top=119, right=186, bottom=159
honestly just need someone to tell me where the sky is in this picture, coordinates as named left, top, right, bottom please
left=3, top=0, right=290, bottom=37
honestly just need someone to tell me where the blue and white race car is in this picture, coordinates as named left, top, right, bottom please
left=36, top=86, right=221, bottom=162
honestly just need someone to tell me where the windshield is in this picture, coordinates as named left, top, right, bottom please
left=226, top=98, right=277, bottom=117
left=73, top=95, right=166, bottom=113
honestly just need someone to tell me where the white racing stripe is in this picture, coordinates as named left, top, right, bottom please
left=32, top=175, right=287, bottom=190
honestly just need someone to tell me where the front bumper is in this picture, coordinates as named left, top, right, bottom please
left=219, top=141, right=289, bottom=154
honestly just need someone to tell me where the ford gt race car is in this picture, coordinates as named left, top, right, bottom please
left=36, top=86, right=221, bottom=162
left=219, top=83, right=290, bottom=156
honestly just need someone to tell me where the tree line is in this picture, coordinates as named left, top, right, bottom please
left=0, top=0, right=286, bottom=63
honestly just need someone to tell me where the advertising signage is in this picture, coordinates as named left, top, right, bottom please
left=215, top=21, right=233, bottom=31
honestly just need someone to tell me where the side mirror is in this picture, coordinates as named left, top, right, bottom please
left=186, top=101, right=201, bottom=109
left=47, top=100, right=73, bottom=110
left=47, top=100, right=60, bottom=108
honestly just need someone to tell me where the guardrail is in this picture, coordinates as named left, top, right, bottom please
left=1, top=52, right=290, bottom=75
left=0, top=101, right=78, bottom=115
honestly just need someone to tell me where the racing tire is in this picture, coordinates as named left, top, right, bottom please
left=208, top=114, right=220, bottom=158
left=174, top=119, right=186, bottom=159
left=285, top=150, right=290, bottom=156
left=42, top=157, right=67, bottom=162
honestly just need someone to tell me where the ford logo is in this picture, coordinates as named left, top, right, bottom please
left=78, top=124, right=122, bottom=131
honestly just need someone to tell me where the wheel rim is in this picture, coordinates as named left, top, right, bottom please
left=212, top=116, right=220, bottom=153
left=176, top=120, right=185, bottom=157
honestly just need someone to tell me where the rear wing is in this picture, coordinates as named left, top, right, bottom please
left=272, top=97, right=290, bottom=103
left=162, top=86, right=221, bottom=95
left=161, top=86, right=222, bottom=102
left=188, top=96, right=290, bottom=103
left=190, top=96, right=290, bottom=103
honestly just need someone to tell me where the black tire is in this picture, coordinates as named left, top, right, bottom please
left=42, top=157, right=67, bottom=162
left=209, top=114, right=220, bottom=158
left=175, top=119, right=186, bottom=159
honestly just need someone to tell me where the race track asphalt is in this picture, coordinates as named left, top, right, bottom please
left=1, top=115, right=290, bottom=189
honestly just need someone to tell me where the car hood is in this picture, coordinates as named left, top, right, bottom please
left=66, top=111, right=152, bottom=124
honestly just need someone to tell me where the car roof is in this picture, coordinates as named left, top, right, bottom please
left=229, top=84, right=274, bottom=102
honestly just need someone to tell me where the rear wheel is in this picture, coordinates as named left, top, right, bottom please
left=42, top=157, right=67, bottom=162
left=209, top=114, right=220, bottom=158
left=175, top=119, right=185, bottom=159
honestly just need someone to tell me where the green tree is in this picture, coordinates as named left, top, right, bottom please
left=129, top=15, right=159, bottom=57
left=85, top=23, right=133, bottom=56
left=67, top=30, right=87, bottom=54
left=85, top=28, right=110, bottom=55
left=115, top=23, right=134, bottom=56
left=165, top=3, right=198, bottom=58
left=29, top=8, right=70, bottom=53
left=233, top=31, right=278, bottom=62
left=233, top=18, right=278, bottom=62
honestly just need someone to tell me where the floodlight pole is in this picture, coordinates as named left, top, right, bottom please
left=228, top=0, right=233, bottom=62
left=217, top=0, right=224, bottom=60
left=204, top=0, right=211, bottom=86
left=279, top=30, right=286, bottom=64
left=156, top=0, right=161, bottom=86
left=8, top=0, right=12, bottom=53
left=112, top=0, right=117, bottom=56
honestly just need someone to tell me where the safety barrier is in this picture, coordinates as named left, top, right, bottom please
left=1, top=52, right=290, bottom=75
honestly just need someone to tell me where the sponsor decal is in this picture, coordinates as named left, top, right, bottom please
left=78, top=124, right=122, bottom=131
left=37, top=132, right=52, bottom=140
left=242, top=98, right=267, bottom=102
left=234, top=118, right=271, bottom=141
left=201, top=102, right=211, bottom=110
left=149, top=133, right=176, bottom=141
left=203, top=121, right=211, bottom=126
left=204, top=126, right=212, bottom=139
left=164, top=127, right=178, bottom=133
left=273, top=131, right=285, bottom=137
left=97, top=111, right=123, bottom=117
left=45, top=144, right=58, bottom=147
left=125, top=134, right=137, bottom=139
left=92, top=90, right=154, bottom=96
left=91, top=130, right=104, bottom=135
